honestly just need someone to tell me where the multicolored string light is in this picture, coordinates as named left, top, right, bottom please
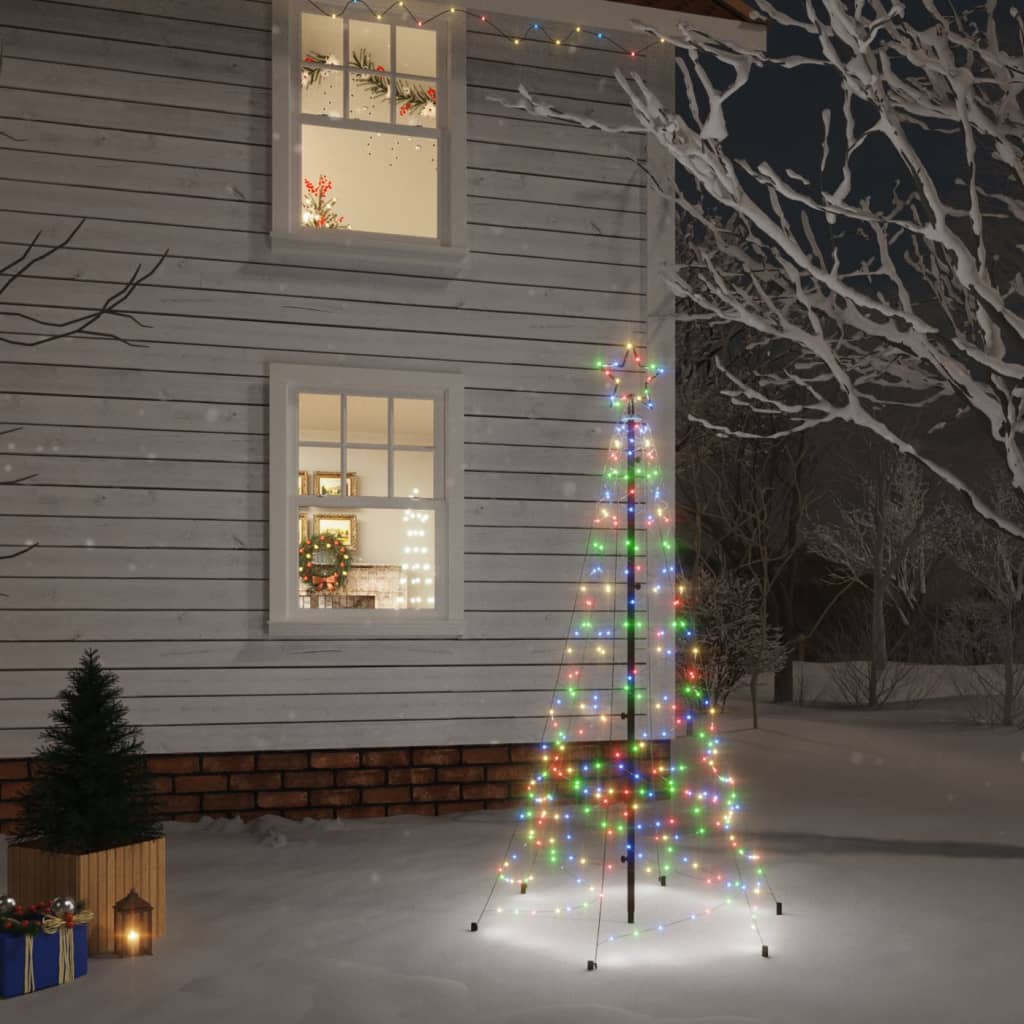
left=303, top=1, right=673, bottom=57
left=474, top=344, right=776, bottom=963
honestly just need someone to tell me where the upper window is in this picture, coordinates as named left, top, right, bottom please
left=268, top=364, right=465, bottom=637
left=271, top=0, right=467, bottom=264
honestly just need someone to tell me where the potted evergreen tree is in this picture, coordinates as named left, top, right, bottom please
left=6, top=650, right=166, bottom=954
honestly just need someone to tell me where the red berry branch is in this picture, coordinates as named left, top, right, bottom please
left=302, top=175, right=348, bottom=230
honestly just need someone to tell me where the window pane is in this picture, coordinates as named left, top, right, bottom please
left=397, top=507, right=436, bottom=610
left=299, top=446, right=341, bottom=496
left=299, top=393, right=340, bottom=443
left=394, top=398, right=434, bottom=446
left=301, top=13, right=342, bottom=59
left=301, top=125, right=437, bottom=238
left=396, top=26, right=436, bottom=77
left=301, top=67, right=343, bottom=118
left=394, top=449, right=434, bottom=499
left=297, top=507, right=436, bottom=611
left=348, top=69, right=392, bottom=124
left=346, top=396, right=388, bottom=444
left=298, top=505, right=356, bottom=607
left=396, top=80, right=437, bottom=129
left=301, top=14, right=343, bottom=75
left=347, top=448, right=388, bottom=497
left=349, top=19, right=391, bottom=71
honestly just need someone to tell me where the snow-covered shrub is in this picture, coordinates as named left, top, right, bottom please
left=939, top=601, right=1024, bottom=727
left=686, top=568, right=788, bottom=709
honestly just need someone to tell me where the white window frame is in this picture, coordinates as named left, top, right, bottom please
left=268, top=363, right=465, bottom=637
left=270, top=0, right=468, bottom=271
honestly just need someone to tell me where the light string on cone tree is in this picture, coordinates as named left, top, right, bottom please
left=303, top=1, right=674, bottom=57
left=471, top=342, right=779, bottom=965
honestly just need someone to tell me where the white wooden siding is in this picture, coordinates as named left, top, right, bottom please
left=0, top=0, right=671, bottom=755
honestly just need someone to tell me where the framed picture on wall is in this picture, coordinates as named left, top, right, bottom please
left=314, top=514, right=357, bottom=549
left=298, top=470, right=310, bottom=495
left=312, top=471, right=358, bottom=497
left=298, top=512, right=309, bottom=543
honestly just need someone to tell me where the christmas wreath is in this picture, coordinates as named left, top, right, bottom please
left=299, top=533, right=353, bottom=593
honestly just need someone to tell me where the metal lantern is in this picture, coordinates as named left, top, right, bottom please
left=113, top=888, right=154, bottom=957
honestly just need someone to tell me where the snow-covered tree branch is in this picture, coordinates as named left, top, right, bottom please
left=505, top=0, right=1024, bottom=538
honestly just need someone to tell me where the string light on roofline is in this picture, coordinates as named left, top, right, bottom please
left=303, top=1, right=671, bottom=56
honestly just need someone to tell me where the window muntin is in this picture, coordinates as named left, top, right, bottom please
left=298, top=12, right=441, bottom=238
left=298, top=393, right=437, bottom=501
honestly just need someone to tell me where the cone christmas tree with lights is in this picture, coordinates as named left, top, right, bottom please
left=472, top=343, right=779, bottom=968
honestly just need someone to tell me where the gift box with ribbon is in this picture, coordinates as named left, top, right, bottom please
left=0, top=909, right=90, bottom=999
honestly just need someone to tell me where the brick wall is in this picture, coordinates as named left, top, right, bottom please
left=0, top=740, right=671, bottom=833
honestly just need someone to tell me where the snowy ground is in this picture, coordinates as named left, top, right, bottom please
left=4, top=701, right=1023, bottom=1024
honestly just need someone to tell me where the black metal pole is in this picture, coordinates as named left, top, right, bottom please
left=626, top=410, right=637, bottom=925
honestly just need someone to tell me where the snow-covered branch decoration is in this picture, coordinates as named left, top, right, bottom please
left=504, top=1, right=1024, bottom=538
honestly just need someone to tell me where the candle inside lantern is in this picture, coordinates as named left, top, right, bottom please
left=113, top=888, right=154, bottom=957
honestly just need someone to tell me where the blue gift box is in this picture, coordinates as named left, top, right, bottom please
left=0, top=923, right=88, bottom=998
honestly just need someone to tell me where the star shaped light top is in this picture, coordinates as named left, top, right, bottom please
left=600, top=341, right=664, bottom=415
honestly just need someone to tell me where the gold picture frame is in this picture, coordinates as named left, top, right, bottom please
left=298, top=470, right=310, bottom=495
left=299, top=511, right=309, bottom=543
left=312, top=471, right=358, bottom=497
left=314, top=514, right=357, bottom=548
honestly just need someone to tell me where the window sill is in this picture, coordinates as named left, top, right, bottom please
left=270, top=230, right=468, bottom=275
left=267, top=617, right=466, bottom=639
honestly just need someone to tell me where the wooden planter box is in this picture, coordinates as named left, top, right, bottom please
left=6, top=837, right=165, bottom=955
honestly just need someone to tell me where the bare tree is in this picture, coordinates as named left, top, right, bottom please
left=507, top=1, right=1024, bottom=538
left=681, top=566, right=788, bottom=715
left=808, top=445, right=946, bottom=705
left=676, top=356, right=817, bottom=707
left=0, top=219, right=165, bottom=348
left=0, top=426, right=37, bottom=589
left=945, top=479, right=1024, bottom=725
left=0, top=220, right=164, bottom=577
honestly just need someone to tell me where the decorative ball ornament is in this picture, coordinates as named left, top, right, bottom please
left=0, top=894, right=16, bottom=915
left=299, top=532, right=353, bottom=593
left=50, top=897, right=76, bottom=917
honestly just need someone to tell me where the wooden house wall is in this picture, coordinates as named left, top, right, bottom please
left=0, top=0, right=660, bottom=755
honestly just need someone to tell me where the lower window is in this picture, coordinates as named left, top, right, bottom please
left=269, top=364, right=464, bottom=636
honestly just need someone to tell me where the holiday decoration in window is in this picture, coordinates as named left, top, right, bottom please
left=301, top=50, right=336, bottom=89
left=295, top=13, right=441, bottom=239
left=350, top=48, right=438, bottom=119
left=302, top=175, right=349, bottom=230
left=299, top=533, right=353, bottom=594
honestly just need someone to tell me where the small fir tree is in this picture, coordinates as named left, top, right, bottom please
left=13, top=649, right=163, bottom=853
